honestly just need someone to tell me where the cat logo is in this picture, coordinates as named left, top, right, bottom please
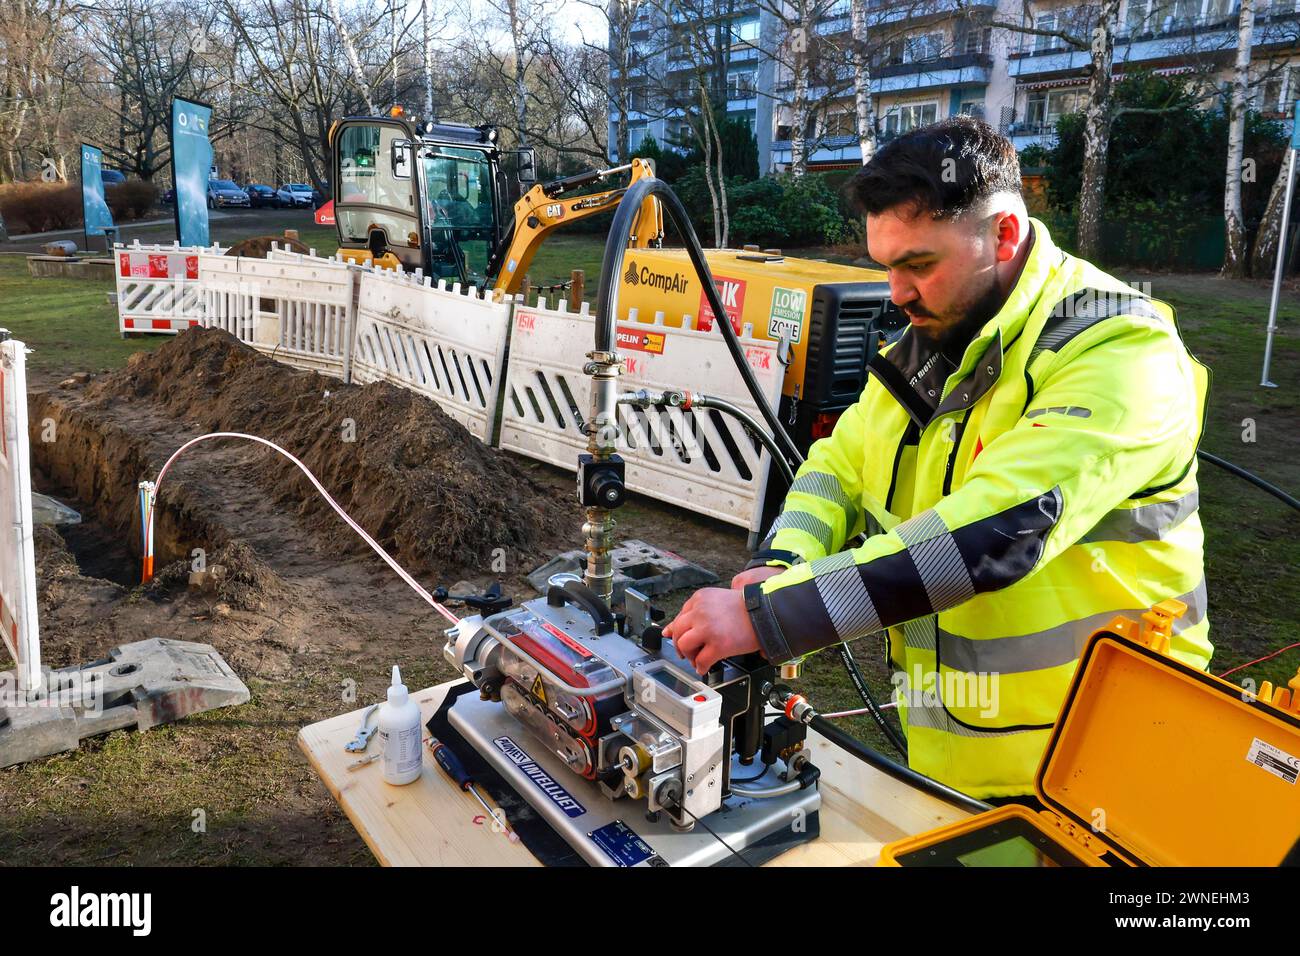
left=545, top=203, right=564, bottom=219
left=530, top=674, right=548, bottom=704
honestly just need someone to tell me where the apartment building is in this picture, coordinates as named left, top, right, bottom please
left=608, top=0, right=1298, bottom=169
left=609, top=1, right=765, bottom=159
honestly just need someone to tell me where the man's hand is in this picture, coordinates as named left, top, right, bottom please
left=730, top=566, right=785, bottom=590
left=663, top=587, right=762, bottom=674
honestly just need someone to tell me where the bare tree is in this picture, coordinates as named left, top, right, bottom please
left=985, top=1, right=1125, bottom=260
left=328, top=0, right=377, bottom=114
left=530, top=32, right=611, bottom=163
left=752, top=0, right=844, bottom=176
left=848, top=0, right=876, bottom=165
left=642, top=0, right=740, bottom=244
left=1222, top=0, right=1257, bottom=276
left=0, top=0, right=88, bottom=181
left=580, top=0, right=644, bottom=162
left=223, top=0, right=410, bottom=193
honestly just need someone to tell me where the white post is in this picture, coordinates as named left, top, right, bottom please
left=1262, top=104, right=1300, bottom=389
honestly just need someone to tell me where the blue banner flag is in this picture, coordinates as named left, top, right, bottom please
left=1292, top=101, right=1299, bottom=150
left=170, top=98, right=214, bottom=247
left=80, top=143, right=115, bottom=247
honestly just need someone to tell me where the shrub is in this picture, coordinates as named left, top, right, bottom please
left=106, top=181, right=158, bottom=221
left=728, top=174, right=852, bottom=247
left=0, top=181, right=82, bottom=233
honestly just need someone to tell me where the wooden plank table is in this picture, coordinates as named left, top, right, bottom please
left=299, top=679, right=974, bottom=866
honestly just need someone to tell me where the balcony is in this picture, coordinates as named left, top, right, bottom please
left=772, top=52, right=991, bottom=100
left=1007, top=9, right=1297, bottom=78
left=1005, top=121, right=1061, bottom=151
left=769, top=133, right=867, bottom=167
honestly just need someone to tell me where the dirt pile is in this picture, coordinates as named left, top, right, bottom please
left=148, top=540, right=287, bottom=613
left=82, top=328, right=581, bottom=579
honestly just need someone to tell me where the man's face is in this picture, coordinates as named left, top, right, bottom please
left=866, top=203, right=1003, bottom=348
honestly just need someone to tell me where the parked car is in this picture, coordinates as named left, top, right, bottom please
left=243, top=183, right=277, bottom=208
left=207, top=179, right=250, bottom=209
left=101, top=169, right=127, bottom=185
left=275, top=183, right=314, bottom=208
left=161, top=187, right=176, bottom=205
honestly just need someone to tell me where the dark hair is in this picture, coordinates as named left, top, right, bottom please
left=847, top=115, right=1022, bottom=220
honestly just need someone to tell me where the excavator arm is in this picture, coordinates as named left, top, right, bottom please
left=489, top=157, right=662, bottom=295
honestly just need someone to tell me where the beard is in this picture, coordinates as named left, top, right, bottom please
left=909, top=275, right=1006, bottom=358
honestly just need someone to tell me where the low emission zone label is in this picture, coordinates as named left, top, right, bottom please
left=768, top=286, right=807, bottom=343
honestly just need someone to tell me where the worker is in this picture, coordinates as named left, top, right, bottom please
left=663, top=116, right=1211, bottom=800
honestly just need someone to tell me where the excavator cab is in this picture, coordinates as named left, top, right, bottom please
left=332, top=114, right=534, bottom=288
left=333, top=112, right=660, bottom=296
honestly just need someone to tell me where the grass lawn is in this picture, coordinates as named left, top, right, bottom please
left=2, top=232, right=1298, bottom=781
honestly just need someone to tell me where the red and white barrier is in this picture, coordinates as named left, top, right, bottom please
left=115, top=241, right=214, bottom=335
left=0, top=339, right=40, bottom=695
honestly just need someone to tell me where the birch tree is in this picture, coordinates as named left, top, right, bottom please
left=1222, top=0, right=1256, bottom=277
left=328, top=0, right=377, bottom=113
left=989, top=1, right=1122, bottom=260
left=849, top=0, right=876, bottom=165
left=1076, top=0, right=1122, bottom=261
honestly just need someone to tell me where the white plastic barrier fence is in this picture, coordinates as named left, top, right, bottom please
left=498, top=298, right=784, bottom=532
left=0, top=339, right=40, bottom=695
left=350, top=267, right=512, bottom=443
left=196, top=250, right=256, bottom=343
left=114, top=247, right=786, bottom=531
left=115, top=241, right=214, bottom=334
left=200, top=249, right=355, bottom=378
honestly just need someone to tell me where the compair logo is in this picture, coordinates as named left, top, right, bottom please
left=623, top=261, right=691, bottom=294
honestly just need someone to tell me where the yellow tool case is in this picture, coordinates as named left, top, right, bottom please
left=880, top=600, right=1300, bottom=867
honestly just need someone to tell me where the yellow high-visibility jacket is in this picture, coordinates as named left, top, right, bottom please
left=744, top=218, right=1211, bottom=798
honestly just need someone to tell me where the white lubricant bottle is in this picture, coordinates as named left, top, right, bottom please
left=379, top=665, right=423, bottom=785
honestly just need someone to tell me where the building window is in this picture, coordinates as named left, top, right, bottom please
left=825, top=109, right=856, bottom=136
left=1124, top=0, right=1150, bottom=33
left=733, top=16, right=759, bottom=42
left=1033, top=12, right=1058, bottom=52
left=907, top=32, right=944, bottom=62
left=883, top=102, right=938, bottom=136
left=1024, top=88, right=1087, bottom=130
left=628, top=124, right=649, bottom=152
left=964, top=26, right=991, bottom=54
left=727, top=70, right=757, bottom=99
left=960, top=100, right=986, bottom=119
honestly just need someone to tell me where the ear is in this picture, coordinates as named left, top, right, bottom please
left=992, top=211, right=1026, bottom=263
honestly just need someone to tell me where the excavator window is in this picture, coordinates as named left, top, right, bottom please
left=420, top=146, right=495, bottom=286
left=335, top=123, right=419, bottom=259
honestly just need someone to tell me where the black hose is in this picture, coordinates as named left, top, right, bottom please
left=809, top=713, right=992, bottom=816
left=694, top=396, right=797, bottom=488
left=1198, top=450, right=1300, bottom=513
left=593, top=177, right=805, bottom=470
left=833, top=642, right=908, bottom=758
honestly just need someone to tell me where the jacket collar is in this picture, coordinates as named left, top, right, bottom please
left=871, top=217, right=1062, bottom=427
